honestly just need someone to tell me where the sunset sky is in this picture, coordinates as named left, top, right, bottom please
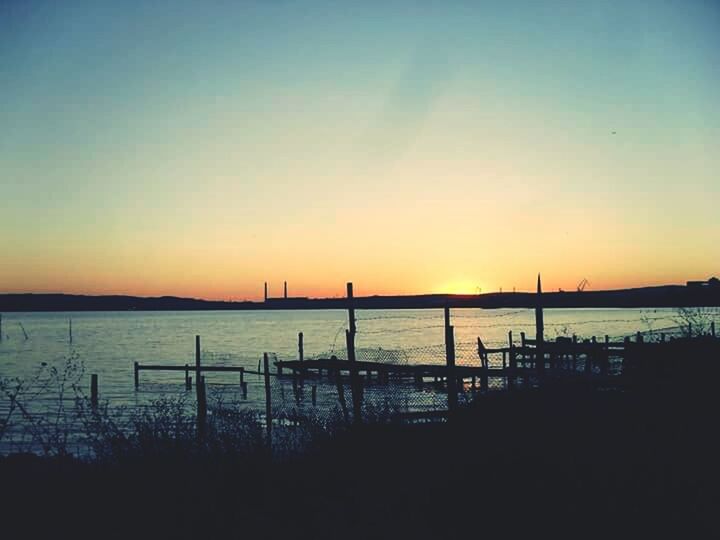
left=2, top=0, right=718, bottom=300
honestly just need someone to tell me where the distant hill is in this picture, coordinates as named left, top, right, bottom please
left=1, top=285, right=719, bottom=312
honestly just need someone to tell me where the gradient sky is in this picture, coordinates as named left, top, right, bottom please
left=2, top=0, right=719, bottom=300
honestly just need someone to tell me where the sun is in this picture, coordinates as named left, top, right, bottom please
left=438, top=280, right=484, bottom=295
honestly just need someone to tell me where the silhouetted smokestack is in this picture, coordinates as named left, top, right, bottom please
left=264, top=282, right=268, bottom=302
left=284, top=281, right=288, bottom=299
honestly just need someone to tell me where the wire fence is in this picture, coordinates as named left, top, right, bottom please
left=1, top=308, right=718, bottom=457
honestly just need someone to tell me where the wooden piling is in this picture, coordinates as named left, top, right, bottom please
left=240, top=367, right=244, bottom=385
left=298, top=332, right=304, bottom=362
left=346, top=329, right=362, bottom=423
left=478, top=337, right=489, bottom=392
left=535, top=274, right=545, bottom=375
left=90, top=374, right=98, bottom=409
left=335, top=369, right=349, bottom=424
left=445, top=308, right=458, bottom=414
left=195, top=335, right=202, bottom=398
left=508, top=331, right=516, bottom=390
left=347, top=283, right=356, bottom=334
left=263, top=353, right=272, bottom=445
left=195, top=336, right=207, bottom=436
left=197, top=375, right=207, bottom=437
left=69, top=318, right=73, bottom=344
left=241, top=381, right=248, bottom=400
left=134, top=362, right=139, bottom=388
left=185, top=364, right=191, bottom=390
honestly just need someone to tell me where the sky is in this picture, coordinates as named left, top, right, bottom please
left=1, top=0, right=719, bottom=300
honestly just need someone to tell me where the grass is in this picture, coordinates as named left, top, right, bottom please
left=2, top=345, right=720, bottom=538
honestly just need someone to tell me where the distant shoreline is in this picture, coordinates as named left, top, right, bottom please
left=1, top=285, right=719, bottom=312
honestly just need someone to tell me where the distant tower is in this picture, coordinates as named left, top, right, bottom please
left=284, top=281, right=288, bottom=299
left=264, top=282, right=268, bottom=302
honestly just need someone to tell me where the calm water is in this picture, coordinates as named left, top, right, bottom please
left=0, top=307, right=686, bottom=454
left=0, top=307, right=679, bottom=404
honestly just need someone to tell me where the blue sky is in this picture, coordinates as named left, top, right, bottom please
left=2, top=0, right=719, bottom=298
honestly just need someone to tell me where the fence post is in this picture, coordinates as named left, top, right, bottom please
left=195, top=336, right=206, bottom=437
left=298, top=332, right=304, bottom=362
left=535, top=274, right=545, bottom=376
left=263, top=353, right=272, bottom=448
left=445, top=307, right=458, bottom=414
left=335, top=368, right=349, bottom=424
left=134, top=362, right=139, bottom=388
left=197, top=375, right=207, bottom=438
left=478, top=337, right=489, bottom=392
left=90, top=374, right=98, bottom=409
left=347, top=282, right=356, bottom=334
left=346, top=329, right=363, bottom=423
left=508, top=331, right=516, bottom=390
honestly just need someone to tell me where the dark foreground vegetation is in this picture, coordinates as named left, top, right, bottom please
left=2, top=374, right=719, bottom=540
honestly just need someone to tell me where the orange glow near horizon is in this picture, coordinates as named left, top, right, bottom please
left=2, top=2, right=718, bottom=301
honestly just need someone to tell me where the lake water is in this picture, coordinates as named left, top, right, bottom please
left=0, top=307, right=685, bottom=453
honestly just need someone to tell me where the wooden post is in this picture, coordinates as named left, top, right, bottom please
left=241, top=381, right=248, bottom=400
left=445, top=307, right=458, bottom=414
left=134, top=362, right=139, bottom=388
left=90, top=374, right=98, bottom=409
left=195, top=335, right=202, bottom=402
left=478, top=337, right=489, bottom=392
left=69, top=318, right=73, bottom=344
left=195, top=336, right=207, bottom=436
left=298, top=332, right=304, bottom=362
left=508, top=331, right=516, bottom=390
left=185, top=364, right=191, bottom=390
left=346, top=329, right=362, bottom=423
left=197, top=375, right=207, bottom=437
left=535, top=274, right=545, bottom=376
left=346, top=282, right=356, bottom=334
left=335, top=369, right=349, bottom=424
left=263, top=353, right=272, bottom=446
left=240, top=367, right=245, bottom=385
left=257, top=358, right=261, bottom=373
left=292, top=372, right=300, bottom=404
